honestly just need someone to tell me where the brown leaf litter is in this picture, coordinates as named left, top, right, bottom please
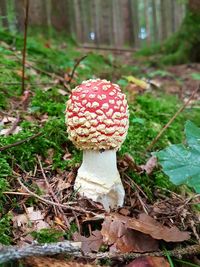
left=101, top=213, right=190, bottom=253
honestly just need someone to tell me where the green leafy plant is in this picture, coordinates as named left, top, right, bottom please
left=155, top=121, right=200, bottom=193
left=191, top=72, right=200, bottom=80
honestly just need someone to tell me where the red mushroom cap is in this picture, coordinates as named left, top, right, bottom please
left=66, top=79, right=129, bottom=150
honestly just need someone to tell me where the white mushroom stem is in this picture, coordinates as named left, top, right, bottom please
left=74, top=150, right=125, bottom=211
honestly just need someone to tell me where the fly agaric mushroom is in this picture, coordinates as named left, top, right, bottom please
left=65, top=79, right=129, bottom=210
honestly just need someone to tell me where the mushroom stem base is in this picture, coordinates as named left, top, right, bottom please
left=74, top=150, right=125, bottom=210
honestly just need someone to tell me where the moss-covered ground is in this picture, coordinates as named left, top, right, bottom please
left=0, top=30, right=199, bottom=256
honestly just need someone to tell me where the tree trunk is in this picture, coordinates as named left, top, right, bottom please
left=93, top=0, right=101, bottom=46
left=113, top=0, right=124, bottom=48
left=144, top=0, right=150, bottom=44
left=132, top=0, right=140, bottom=48
left=29, top=0, right=48, bottom=27
left=14, top=0, right=25, bottom=31
left=50, top=0, right=70, bottom=33
left=0, top=0, right=8, bottom=28
left=100, top=0, right=112, bottom=45
left=170, top=0, right=176, bottom=33
left=160, top=0, right=167, bottom=41
left=74, top=0, right=83, bottom=43
left=188, top=0, right=200, bottom=13
left=151, top=0, right=158, bottom=42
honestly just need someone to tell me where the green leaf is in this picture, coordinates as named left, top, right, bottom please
left=191, top=72, right=200, bottom=80
left=132, top=117, right=145, bottom=125
left=155, top=121, right=200, bottom=193
left=185, top=120, right=200, bottom=151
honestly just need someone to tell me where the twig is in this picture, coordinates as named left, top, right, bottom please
left=37, top=155, right=70, bottom=228
left=0, top=110, right=11, bottom=117
left=124, top=173, right=148, bottom=199
left=123, top=153, right=143, bottom=173
left=3, top=191, right=30, bottom=196
left=0, top=82, right=58, bottom=86
left=136, top=191, right=149, bottom=215
left=183, top=194, right=200, bottom=206
left=0, top=241, right=81, bottom=264
left=68, top=55, right=87, bottom=85
left=146, top=85, right=200, bottom=152
left=91, top=244, right=200, bottom=260
left=21, top=0, right=29, bottom=94
left=80, top=45, right=136, bottom=53
left=0, top=132, right=42, bottom=152
left=16, top=176, right=98, bottom=215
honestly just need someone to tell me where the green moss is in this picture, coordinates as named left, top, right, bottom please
left=0, top=214, right=12, bottom=245
left=31, top=228, right=64, bottom=244
left=31, top=222, right=78, bottom=244
left=30, top=88, right=66, bottom=116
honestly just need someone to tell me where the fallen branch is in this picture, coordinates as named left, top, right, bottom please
left=0, top=241, right=199, bottom=264
left=0, top=132, right=42, bottom=152
left=146, top=84, right=200, bottom=152
left=80, top=45, right=136, bottom=53
left=91, top=244, right=200, bottom=260
left=0, top=241, right=81, bottom=264
left=68, top=55, right=87, bottom=85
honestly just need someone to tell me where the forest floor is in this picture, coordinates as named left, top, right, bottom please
left=0, top=31, right=200, bottom=267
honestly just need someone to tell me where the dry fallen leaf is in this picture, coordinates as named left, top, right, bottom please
left=140, top=156, right=157, bottom=175
left=126, top=213, right=191, bottom=242
left=12, top=207, right=49, bottom=231
left=101, top=216, right=158, bottom=253
left=101, top=213, right=190, bottom=253
left=126, top=256, right=170, bottom=267
left=0, top=126, right=22, bottom=136
left=1, top=116, right=16, bottom=123
left=73, top=230, right=103, bottom=254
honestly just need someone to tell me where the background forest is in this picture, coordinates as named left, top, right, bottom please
left=0, top=0, right=200, bottom=267
left=0, top=0, right=186, bottom=47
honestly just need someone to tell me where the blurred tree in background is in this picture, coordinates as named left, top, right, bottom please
left=0, top=0, right=185, bottom=48
left=161, top=0, right=200, bottom=63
